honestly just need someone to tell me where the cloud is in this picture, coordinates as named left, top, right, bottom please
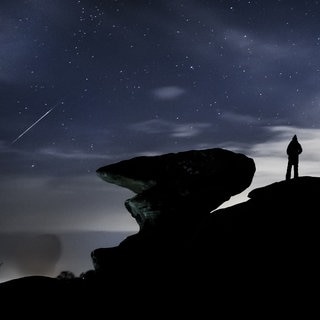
left=2, top=124, right=320, bottom=239
left=223, top=28, right=304, bottom=59
left=171, top=124, right=211, bottom=138
left=0, top=173, right=137, bottom=233
left=130, top=119, right=211, bottom=138
left=0, top=142, right=115, bottom=164
left=220, top=111, right=262, bottom=125
left=39, top=147, right=112, bottom=160
left=152, top=86, right=186, bottom=100
left=130, top=119, right=169, bottom=134
left=245, top=126, right=320, bottom=182
left=217, top=125, right=320, bottom=209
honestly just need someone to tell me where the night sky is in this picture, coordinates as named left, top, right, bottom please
left=1, top=0, right=320, bottom=281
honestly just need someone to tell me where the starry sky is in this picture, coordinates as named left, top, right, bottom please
left=2, top=0, right=320, bottom=281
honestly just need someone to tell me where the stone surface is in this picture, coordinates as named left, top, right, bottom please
left=0, top=176, right=318, bottom=315
left=191, top=176, right=320, bottom=272
left=96, top=148, right=256, bottom=229
left=93, top=148, right=255, bottom=272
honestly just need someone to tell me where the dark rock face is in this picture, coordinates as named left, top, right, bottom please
left=1, top=173, right=319, bottom=312
left=96, top=148, right=256, bottom=229
left=93, top=148, right=255, bottom=271
left=191, top=176, right=320, bottom=276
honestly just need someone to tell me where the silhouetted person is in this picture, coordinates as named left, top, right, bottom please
left=286, top=135, right=302, bottom=180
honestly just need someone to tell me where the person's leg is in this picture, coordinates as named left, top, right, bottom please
left=294, top=163, right=299, bottom=179
left=286, top=161, right=292, bottom=180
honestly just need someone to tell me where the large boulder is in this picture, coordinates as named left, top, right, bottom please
left=93, top=148, right=255, bottom=271
left=96, top=148, right=256, bottom=230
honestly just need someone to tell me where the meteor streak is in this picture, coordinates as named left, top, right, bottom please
left=12, top=103, right=59, bottom=144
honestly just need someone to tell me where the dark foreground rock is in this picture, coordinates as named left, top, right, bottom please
left=92, top=148, right=255, bottom=271
left=0, top=178, right=318, bottom=315
left=96, top=147, right=255, bottom=228
left=0, top=149, right=318, bottom=314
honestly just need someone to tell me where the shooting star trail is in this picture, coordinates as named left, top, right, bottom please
left=12, top=103, right=59, bottom=144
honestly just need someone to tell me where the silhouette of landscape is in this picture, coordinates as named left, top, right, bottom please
left=0, top=147, right=317, bottom=314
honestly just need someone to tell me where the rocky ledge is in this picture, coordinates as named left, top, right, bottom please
left=0, top=149, right=318, bottom=313
left=92, top=148, right=255, bottom=270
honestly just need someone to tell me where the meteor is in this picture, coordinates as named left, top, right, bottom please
left=12, top=103, right=59, bottom=144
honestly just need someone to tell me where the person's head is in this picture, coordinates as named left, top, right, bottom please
left=293, top=134, right=297, bottom=141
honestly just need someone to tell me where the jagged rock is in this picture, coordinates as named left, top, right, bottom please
left=1, top=176, right=318, bottom=313
left=191, top=176, right=320, bottom=276
left=96, top=148, right=256, bottom=229
left=93, top=148, right=255, bottom=271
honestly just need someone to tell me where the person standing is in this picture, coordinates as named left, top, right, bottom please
left=286, top=135, right=302, bottom=180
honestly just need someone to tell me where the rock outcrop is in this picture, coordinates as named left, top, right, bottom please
left=1, top=150, right=318, bottom=314
left=93, top=148, right=255, bottom=270
left=96, top=148, right=255, bottom=229
left=191, top=176, right=319, bottom=278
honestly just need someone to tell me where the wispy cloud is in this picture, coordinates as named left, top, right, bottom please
left=0, top=142, right=114, bottom=161
left=130, top=119, right=211, bottom=138
left=220, top=111, right=262, bottom=125
left=247, top=126, right=320, bottom=191
left=0, top=173, right=137, bottom=233
left=152, top=86, right=186, bottom=100
left=171, top=123, right=211, bottom=137
left=223, top=28, right=308, bottom=60
left=218, top=125, right=320, bottom=209
left=39, top=147, right=111, bottom=160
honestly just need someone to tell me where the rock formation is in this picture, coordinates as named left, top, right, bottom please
left=97, top=148, right=255, bottom=228
left=191, top=176, right=320, bottom=280
left=93, top=148, right=255, bottom=271
left=1, top=149, right=318, bottom=314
